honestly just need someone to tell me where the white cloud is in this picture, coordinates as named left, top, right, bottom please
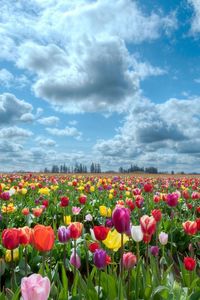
left=188, top=0, right=200, bottom=34
left=93, top=96, right=200, bottom=172
left=0, top=69, right=29, bottom=88
left=46, top=126, right=82, bottom=139
left=0, top=126, right=33, bottom=138
left=0, top=93, right=33, bottom=125
left=35, top=136, right=57, bottom=147
left=37, top=116, right=59, bottom=126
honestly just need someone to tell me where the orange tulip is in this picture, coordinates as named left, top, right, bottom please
left=31, top=225, right=55, bottom=252
left=68, top=222, right=83, bottom=239
left=19, top=226, right=32, bottom=245
left=32, top=207, right=43, bottom=217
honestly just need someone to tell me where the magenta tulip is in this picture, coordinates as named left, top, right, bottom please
left=112, top=207, right=130, bottom=233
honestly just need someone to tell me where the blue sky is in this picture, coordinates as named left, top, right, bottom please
left=0, top=0, right=200, bottom=172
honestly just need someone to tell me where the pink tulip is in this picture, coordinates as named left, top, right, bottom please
left=21, top=273, right=50, bottom=300
left=70, top=250, right=81, bottom=269
left=123, top=252, right=137, bottom=269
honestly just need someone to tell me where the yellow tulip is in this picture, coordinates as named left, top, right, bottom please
left=99, top=206, right=112, bottom=217
left=108, top=193, right=113, bottom=200
left=38, top=187, right=50, bottom=196
left=103, top=230, right=129, bottom=251
left=5, top=248, right=19, bottom=263
left=21, top=188, right=27, bottom=195
left=90, top=186, right=95, bottom=192
left=64, top=215, right=71, bottom=225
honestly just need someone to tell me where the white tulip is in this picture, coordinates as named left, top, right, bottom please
left=131, top=225, right=143, bottom=242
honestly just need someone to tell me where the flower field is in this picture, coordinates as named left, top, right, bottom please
left=0, top=173, right=199, bottom=300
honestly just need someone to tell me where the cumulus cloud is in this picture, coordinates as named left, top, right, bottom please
left=0, top=93, right=33, bottom=125
left=0, top=126, right=33, bottom=138
left=0, top=69, right=29, bottom=88
left=94, top=97, right=200, bottom=171
left=37, top=116, right=59, bottom=126
left=46, top=126, right=82, bottom=139
left=35, top=136, right=57, bottom=147
left=0, top=0, right=176, bottom=113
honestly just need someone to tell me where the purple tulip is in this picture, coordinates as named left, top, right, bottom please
left=70, top=251, right=81, bottom=269
left=150, top=246, right=159, bottom=256
left=105, top=218, right=113, bottom=228
left=58, top=226, right=70, bottom=243
left=112, top=207, right=130, bottom=233
left=93, top=249, right=107, bottom=269
left=0, top=192, right=10, bottom=201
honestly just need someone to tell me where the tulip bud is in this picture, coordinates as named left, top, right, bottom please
left=93, top=249, right=107, bottom=269
left=70, top=250, right=81, bottom=269
left=131, top=225, right=143, bottom=242
left=150, top=246, right=159, bottom=256
left=159, top=232, right=168, bottom=245
left=58, top=226, right=70, bottom=243
left=112, top=207, right=130, bottom=234
left=123, top=252, right=137, bottom=269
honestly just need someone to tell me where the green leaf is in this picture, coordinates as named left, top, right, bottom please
left=190, top=291, right=200, bottom=300
left=61, top=265, right=68, bottom=300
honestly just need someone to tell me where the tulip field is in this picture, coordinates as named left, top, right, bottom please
left=0, top=173, right=199, bottom=300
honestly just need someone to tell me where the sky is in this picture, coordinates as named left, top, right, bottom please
left=0, top=0, right=200, bottom=173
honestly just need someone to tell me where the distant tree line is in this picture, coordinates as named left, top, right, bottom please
left=44, top=162, right=101, bottom=173
left=119, top=164, right=158, bottom=174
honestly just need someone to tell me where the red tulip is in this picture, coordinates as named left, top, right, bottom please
left=79, top=195, right=87, bottom=205
left=89, top=242, right=100, bottom=253
left=112, top=206, right=130, bottom=234
left=68, top=222, right=83, bottom=239
left=184, top=257, right=196, bottom=271
left=144, top=183, right=153, bottom=193
left=196, top=218, right=200, bottom=231
left=151, top=209, right=162, bottom=222
left=60, top=196, right=69, bottom=207
left=2, top=228, right=20, bottom=250
left=93, top=226, right=110, bottom=241
left=182, top=221, right=197, bottom=235
left=19, top=226, right=32, bottom=245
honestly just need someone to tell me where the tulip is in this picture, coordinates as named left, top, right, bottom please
left=2, top=228, right=20, bottom=250
left=58, top=226, right=70, bottom=243
left=105, top=218, right=113, bottom=228
left=18, top=227, right=32, bottom=246
left=68, top=222, right=83, bottom=239
left=22, top=208, right=30, bottom=216
left=64, top=215, right=71, bottom=225
left=70, top=250, right=81, bottom=269
left=182, top=221, right=197, bottom=235
left=93, top=249, right=107, bottom=269
left=72, top=207, right=81, bottom=215
left=196, top=218, right=200, bottom=231
left=140, top=215, right=156, bottom=243
left=5, top=248, right=19, bottom=263
left=167, top=193, right=179, bottom=207
left=32, top=207, right=43, bottom=218
left=183, top=257, right=196, bottom=271
left=103, top=229, right=129, bottom=251
left=21, top=273, right=50, bottom=300
left=99, top=206, right=112, bottom=217
left=144, top=183, right=153, bottom=193
left=79, top=194, right=87, bottom=205
left=131, top=225, right=143, bottom=242
left=150, top=246, right=159, bottom=256
left=0, top=192, right=10, bottom=201
left=89, top=242, right=100, bottom=253
left=60, top=196, right=69, bottom=207
left=158, top=232, right=168, bottom=245
left=112, top=206, right=130, bottom=234
left=85, top=214, right=93, bottom=221
left=31, top=225, right=55, bottom=252
left=93, top=226, right=110, bottom=241
left=123, top=252, right=137, bottom=269
left=151, top=209, right=162, bottom=222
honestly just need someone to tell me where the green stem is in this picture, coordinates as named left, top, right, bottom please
left=11, top=250, right=14, bottom=291
left=24, top=246, right=28, bottom=276
left=42, top=252, right=45, bottom=276
left=74, top=239, right=77, bottom=277
left=98, top=270, right=101, bottom=300
left=146, top=244, right=149, bottom=265
left=120, top=234, right=124, bottom=279
left=136, top=242, right=140, bottom=261
left=63, top=243, right=66, bottom=270
left=127, top=270, right=131, bottom=300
